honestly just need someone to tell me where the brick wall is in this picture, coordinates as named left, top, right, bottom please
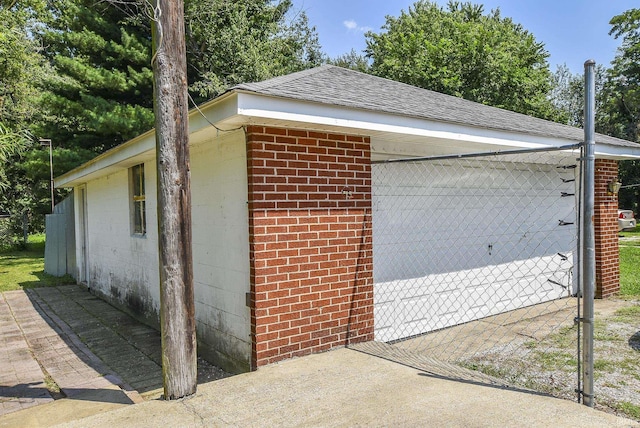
left=246, top=126, right=374, bottom=368
left=594, top=159, right=620, bottom=298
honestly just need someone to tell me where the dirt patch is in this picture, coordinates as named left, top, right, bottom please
left=197, top=357, right=231, bottom=384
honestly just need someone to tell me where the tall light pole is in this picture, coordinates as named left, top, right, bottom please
left=39, top=138, right=54, bottom=213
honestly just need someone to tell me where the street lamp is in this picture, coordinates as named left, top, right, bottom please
left=39, top=138, right=54, bottom=213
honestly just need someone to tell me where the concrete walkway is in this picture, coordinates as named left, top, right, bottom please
left=0, top=285, right=226, bottom=427
left=1, top=285, right=637, bottom=427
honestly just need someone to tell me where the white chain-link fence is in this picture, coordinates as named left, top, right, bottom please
left=367, top=145, right=583, bottom=399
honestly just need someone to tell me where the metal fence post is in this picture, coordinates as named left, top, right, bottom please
left=582, top=59, right=596, bottom=408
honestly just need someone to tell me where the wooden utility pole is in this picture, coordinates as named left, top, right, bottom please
left=151, top=0, right=197, bottom=399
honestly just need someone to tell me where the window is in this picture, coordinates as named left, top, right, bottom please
left=131, top=164, right=146, bottom=235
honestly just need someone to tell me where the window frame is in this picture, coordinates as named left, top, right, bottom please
left=130, top=163, right=146, bottom=236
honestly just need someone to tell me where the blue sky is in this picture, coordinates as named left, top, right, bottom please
left=291, top=0, right=638, bottom=74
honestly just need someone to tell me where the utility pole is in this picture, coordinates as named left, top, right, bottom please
left=151, top=0, right=197, bottom=399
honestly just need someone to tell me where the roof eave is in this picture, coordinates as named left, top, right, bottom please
left=235, top=91, right=584, bottom=149
left=55, top=91, right=241, bottom=188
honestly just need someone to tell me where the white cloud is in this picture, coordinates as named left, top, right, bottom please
left=343, top=19, right=371, bottom=33
left=343, top=19, right=358, bottom=30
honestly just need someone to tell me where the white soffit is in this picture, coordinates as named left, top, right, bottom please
left=235, top=92, right=640, bottom=160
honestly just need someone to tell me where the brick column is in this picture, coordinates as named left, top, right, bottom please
left=246, top=126, right=374, bottom=368
left=594, top=159, right=620, bottom=298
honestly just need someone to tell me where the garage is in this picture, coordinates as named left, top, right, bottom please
left=52, top=65, right=637, bottom=369
left=371, top=150, right=579, bottom=342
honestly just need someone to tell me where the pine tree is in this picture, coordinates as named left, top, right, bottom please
left=38, top=0, right=323, bottom=151
left=39, top=0, right=155, bottom=151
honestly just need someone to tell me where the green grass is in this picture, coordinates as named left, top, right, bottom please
left=615, top=402, right=640, bottom=420
left=534, top=349, right=576, bottom=370
left=619, top=223, right=640, bottom=237
left=620, top=246, right=640, bottom=297
left=0, top=234, right=75, bottom=292
left=612, top=305, right=640, bottom=321
left=619, top=225, right=640, bottom=297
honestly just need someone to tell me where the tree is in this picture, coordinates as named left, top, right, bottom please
left=1, top=145, right=93, bottom=240
left=549, top=64, right=607, bottom=128
left=38, top=0, right=155, bottom=152
left=185, top=0, right=324, bottom=100
left=0, top=0, right=47, bottom=241
left=365, top=0, right=559, bottom=120
left=0, top=125, right=30, bottom=191
left=599, top=8, right=640, bottom=142
left=598, top=9, right=640, bottom=212
left=0, top=0, right=44, bottom=157
left=328, top=49, right=371, bottom=73
left=37, top=0, right=324, bottom=150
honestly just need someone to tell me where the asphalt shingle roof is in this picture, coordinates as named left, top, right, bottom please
left=233, top=65, right=637, bottom=149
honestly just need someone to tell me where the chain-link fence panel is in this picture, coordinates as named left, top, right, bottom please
left=369, top=146, right=583, bottom=399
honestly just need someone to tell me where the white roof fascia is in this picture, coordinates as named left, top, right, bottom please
left=236, top=92, right=575, bottom=150
left=236, top=92, right=640, bottom=159
left=592, top=145, right=640, bottom=159
left=55, top=93, right=240, bottom=188
left=54, top=131, right=156, bottom=188
left=56, top=89, right=640, bottom=189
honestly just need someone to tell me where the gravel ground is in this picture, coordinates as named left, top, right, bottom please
left=460, top=299, right=640, bottom=421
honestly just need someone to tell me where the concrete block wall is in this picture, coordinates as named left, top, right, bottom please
left=189, top=132, right=252, bottom=373
left=246, top=126, right=374, bottom=368
left=81, top=164, right=161, bottom=325
left=77, top=133, right=253, bottom=374
left=594, top=159, right=620, bottom=298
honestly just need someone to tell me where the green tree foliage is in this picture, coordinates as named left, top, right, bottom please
left=1, top=0, right=324, bottom=242
left=0, top=0, right=44, bottom=236
left=185, top=0, right=324, bottom=100
left=0, top=0, right=44, bottom=153
left=599, top=8, right=640, bottom=142
left=328, top=49, right=371, bottom=73
left=0, top=0, right=44, bottom=129
left=549, top=64, right=607, bottom=128
left=1, top=144, right=96, bottom=236
left=365, top=0, right=559, bottom=119
left=37, top=0, right=324, bottom=149
left=0, top=125, right=30, bottom=191
left=598, top=9, right=640, bottom=212
left=38, top=0, right=155, bottom=152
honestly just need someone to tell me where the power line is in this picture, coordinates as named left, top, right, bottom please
left=186, top=92, right=244, bottom=134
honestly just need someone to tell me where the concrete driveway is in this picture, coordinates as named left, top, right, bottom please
left=1, top=285, right=637, bottom=427
left=35, top=348, right=640, bottom=427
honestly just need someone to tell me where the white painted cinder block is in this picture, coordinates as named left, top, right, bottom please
left=82, top=164, right=160, bottom=318
left=190, top=132, right=251, bottom=371
left=74, top=130, right=251, bottom=372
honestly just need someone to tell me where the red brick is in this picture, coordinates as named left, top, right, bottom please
left=247, top=125, right=373, bottom=369
left=594, top=159, right=620, bottom=298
